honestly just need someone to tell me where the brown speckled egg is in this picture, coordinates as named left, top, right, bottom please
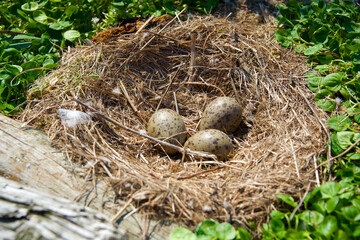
left=147, top=109, right=187, bottom=154
left=199, top=97, right=242, bottom=133
left=184, top=129, right=233, bottom=160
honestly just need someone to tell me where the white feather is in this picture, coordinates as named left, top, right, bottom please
left=58, top=109, right=91, bottom=127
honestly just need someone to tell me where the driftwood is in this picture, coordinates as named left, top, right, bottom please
left=0, top=177, right=126, bottom=240
left=0, top=114, right=178, bottom=239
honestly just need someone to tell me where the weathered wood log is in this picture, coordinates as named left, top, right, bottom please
left=0, top=177, right=127, bottom=240
left=0, top=114, right=178, bottom=239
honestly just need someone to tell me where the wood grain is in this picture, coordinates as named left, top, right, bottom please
left=0, top=114, right=178, bottom=239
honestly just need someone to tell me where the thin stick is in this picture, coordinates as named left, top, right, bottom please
left=135, top=15, right=154, bottom=35
left=10, top=68, right=53, bottom=85
left=289, top=137, right=300, bottom=180
left=177, top=167, right=224, bottom=180
left=298, top=87, right=332, bottom=173
left=188, top=32, right=197, bottom=82
left=229, top=70, right=241, bottom=104
left=140, top=8, right=186, bottom=51
left=119, top=79, right=146, bottom=123
left=317, top=137, right=360, bottom=169
left=173, top=91, right=179, bottom=114
left=111, top=197, right=133, bottom=223
left=155, top=64, right=182, bottom=111
left=289, top=183, right=311, bottom=221
left=72, top=98, right=217, bottom=159
left=313, top=155, right=320, bottom=186
left=172, top=81, right=226, bottom=96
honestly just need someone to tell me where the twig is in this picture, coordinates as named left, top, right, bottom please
left=172, top=81, right=226, bottom=96
left=188, top=32, right=197, bottom=82
left=298, top=87, right=332, bottom=175
left=177, top=167, right=224, bottom=180
left=72, top=98, right=217, bottom=160
left=119, top=79, right=146, bottom=124
left=289, top=137, right=300, bottom=180
left=313, top=155, right=320, bottom=186
left=140, top=8, right=186, bottom=51
left=135, top=15, right=154, bottom=35
left=155, top=64, right=182, bottom=111
left=289, top=183, right=311, bottom=221
left=0, top=30, right=25, bottom=35
left=317, top=138, right=360, bottom=169
left=229, top=70, right=242, bottom=105
left=111, top=197, right=133, bottom=223
left=10, top=68, right=53, bottom=85
left=173, top=91, right=179, bottom=114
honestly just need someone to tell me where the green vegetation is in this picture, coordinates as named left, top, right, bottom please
left=170, top=0, right=360, bottom=239
left=170, top=220, right=252, bottom=240
left=262, top=1, right=360, bottom=239
left=0, top=0, right=219, bottom=114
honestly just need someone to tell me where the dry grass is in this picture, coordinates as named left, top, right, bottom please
left=19, top=7, right=328, bottom=236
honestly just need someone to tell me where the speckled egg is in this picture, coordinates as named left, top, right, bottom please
left=184, top=129, right=233, bottom=160
left=147, top=109, right=187, bottom=154
left=199, top=97, right=242, bottom=133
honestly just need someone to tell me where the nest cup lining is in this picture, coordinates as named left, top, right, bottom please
left=20, top=12, right=327, bottom=234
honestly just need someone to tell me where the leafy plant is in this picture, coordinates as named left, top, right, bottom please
left=276, top=0, right=360, bottom=171
left=262, top=180, right=360, bottom=240
left=260, top=1, right=360, bottom=239
left=111, top=0, right=219, bottom=19
left=169, top=219, right=252, bottom=240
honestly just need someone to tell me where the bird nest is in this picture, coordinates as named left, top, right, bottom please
left=19, top=11, right=328, bottom=234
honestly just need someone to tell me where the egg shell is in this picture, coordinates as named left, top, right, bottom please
left=199, top=97, right=242, bottom=133
left=184, top=129, right=233, bottom=160
left=147, top=109, right=187, bottom=154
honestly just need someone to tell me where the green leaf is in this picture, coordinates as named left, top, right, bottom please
left=276, top=194, right=297, bottom=208
left=299, top=210, right=324, bottom=226
left=337, top=131, right=360, bottom=149
left=196, top=220, right=218, bottom=238
left=269, top=219, right=285, bottom=232
left=275, top=29, right=293, bottom=48
left=327, top=115, right=351, bottom=131
left=21, top=2, right=39, bottom=11
left=13, top=35, right=41, bottom=41
left=335, top=229, right=350, bottom=240
left=342, top=205, right=359, bottom=220
left=304, top=44, right=323, bottom=55
left=313, top=200, right=327, bottom=215
left=326, top=197, right=339, bottom=213
left=313, top=27, right=329, bottom=43
left=306, top=71, right=322, bottom=92
left=21, top=61, right=38, bottom=70
left=49, top=21, right=72, bottom=30
left=236, top=228, right=252, bottom=240
left=295, top=44, right=307, bottom=53
left=317, top=215, right=337, bottom=238
left=33, top=10, right=54, bottom=25
left=5, top=65, right=23, bottom=76
left=169, top=228, right=197, bottom=240
left=353, top=225, right=360, bottom=237
left=270, top=210, right=286, bottom=219
left=321, top=72, right=343, bottom=91
left=215, top=223, right=236, bottom=240
left=347, top=153, right=360, bottom=160
left=331, top=133, right=345, bottom=155
left=63, top=30, right=81, bottom=42
left=320, top=182, right=343, bottom=199
left=315, top=89, right=336, bottom=111
left=65, top=5, right=78, bottom=17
